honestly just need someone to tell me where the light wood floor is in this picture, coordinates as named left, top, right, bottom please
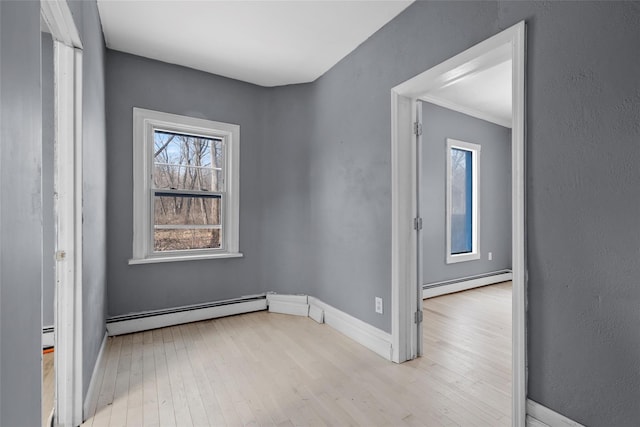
left=43, top=350, right=55, bottom=427
left=82, top=282, right=511, bottom=427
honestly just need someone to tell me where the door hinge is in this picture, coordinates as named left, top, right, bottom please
left=414, top=310, right=423, bottom=324
left=413, top=217, right=423, bottom=230
left=413, top=121, right=422, bottom=136
left=55, top=250, right=66, bottom=261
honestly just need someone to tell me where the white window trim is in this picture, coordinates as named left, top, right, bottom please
left=130, top=108, right=242, bottom=264
left=446, top=138, right=480, bottom=264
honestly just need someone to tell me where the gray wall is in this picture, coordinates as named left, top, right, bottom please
left=420, top=101, right=511, bottom=284
left=106, top=51, right=269, bottom=316
left=68, top=0, right=109, bottom=399
left=258, top=84, right=315, bottom=295
left=42, top=32, right=55, bottom=328
left=102, top=2, right=640, bottom=425
left=500, top=3, right=640, bottom=425
left=0, top=2, right=43, bottom=425
left=302, top=2, right=640, bottom=425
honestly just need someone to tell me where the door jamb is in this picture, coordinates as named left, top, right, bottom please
left=41, top=1, right=84, bottom=426
left=390, top=21, right=526, bottom=427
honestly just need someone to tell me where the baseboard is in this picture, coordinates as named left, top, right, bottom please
left=42, top=325, right=54, bottom=348
left=83, top=332, right=108, bottom=419
left=526, top=416, right=549, bottom=427
left=106, top=296, right=267, bottom=336
left=267, top=293, right=310, bottom=317
left=308, top=296, right=392, bottom=361
left=308, top=304, right=324, bottom=323
left=526, top=399, right=585, bottom=427
left=104, top=292, right=390, bottom=364
left=422, top=271, right=512, bottom=299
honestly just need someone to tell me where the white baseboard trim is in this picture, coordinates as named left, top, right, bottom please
left=423, top=271, right=513, bottom=299
left=308, top=296, right=392, bottom=361
left=308, top=304, right=324, bottom=323
left=106, top=297, right=267, bottom=336
left=267, top=293, right=310, bottom=317
left=104, top=292, right=391, bottom=364
left=526, top=399, right=585, bottom=427
left=42, top=326, right=54, bottom=348
left=83, top=332, right=108, bottom=419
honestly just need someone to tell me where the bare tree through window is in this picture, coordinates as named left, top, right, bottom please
left=152, top=130, right=225, bottom=251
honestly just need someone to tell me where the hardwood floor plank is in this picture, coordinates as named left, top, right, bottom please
left=42, top=351, right=55, bottom=427
left=82, top=282, right=511, bottom=427
left=152, top=329, right=177, bottom=427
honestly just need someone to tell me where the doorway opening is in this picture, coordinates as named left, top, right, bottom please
left=40, top=1, right=84, bottom=426
left=390, top=22, right=526, bottom=427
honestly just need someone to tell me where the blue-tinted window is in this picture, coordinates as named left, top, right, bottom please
left=450, top=148, right=473, bottom=254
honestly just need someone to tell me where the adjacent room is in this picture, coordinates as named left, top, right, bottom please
left=0, top=2, right=638, bottom=427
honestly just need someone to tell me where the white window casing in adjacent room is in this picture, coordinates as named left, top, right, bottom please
left=130, top=108, right=242, bottom=264
left=446, top=138, right=480, bottom=264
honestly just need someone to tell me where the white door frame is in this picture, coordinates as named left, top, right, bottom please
left=41, top=1, right=84, bottom=426
left=390, top=22, right=526, bottom=427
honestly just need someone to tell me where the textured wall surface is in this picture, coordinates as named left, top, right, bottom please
left=102, top=2, right=640, bottom=425
left=42, top=32, right=55, bottom=328
left=497, top=3, right=640, bottom=426
left=0, top=2, right=43, bottom=425
left=297, top=2, right=640, bottom=424
left=302, top=1, right=504, bottom=332
left=106, top=51, right=269, bottom=316
left=70, top=0, right=110, bottom=399
left=420, top=101, right=511, bottom=285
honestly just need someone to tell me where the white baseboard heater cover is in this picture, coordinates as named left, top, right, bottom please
left=106, top=295, right=267, bottom=336
left=423, top=270, right=512, bottom=299
left=266, top=293, right=310, bottom=317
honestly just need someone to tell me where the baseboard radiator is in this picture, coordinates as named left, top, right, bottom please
left=106, top=295, right=268, bottom=336
left=423, top=269, right=512, bottom=299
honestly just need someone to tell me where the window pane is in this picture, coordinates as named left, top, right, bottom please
left=154, top=193, right=222, bottom=251
left=153, top=130, right=224, bottom=192
left=154, top=228, right=221, bottom=251
left=451, top=148, right=472, bottom=254
left=154, top=193, right=221, bottom=226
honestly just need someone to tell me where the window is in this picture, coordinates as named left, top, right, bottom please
left=130, top=108, right=241, bottom=264
left=446, top=138, right=480, bottom=264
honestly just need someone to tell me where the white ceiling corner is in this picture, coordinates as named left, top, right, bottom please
left=96, top=0, right=414, bottom=87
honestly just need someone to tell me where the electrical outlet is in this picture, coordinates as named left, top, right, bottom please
left=375, top=297, right=383, bottom=314
left=488, top=252, right=493, bottom=261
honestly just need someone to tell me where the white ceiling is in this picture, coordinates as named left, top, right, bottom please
left=97, top=0, right=413, bottom=87
left=421, top=59, right=512, bottom=128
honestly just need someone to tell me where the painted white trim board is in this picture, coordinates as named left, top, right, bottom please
left=106, top=299, right=267, bottom=336
left=83, top=332, right=108, bottom=419
left=41, top=0, right=83, bottom=49
left=308, top=296, right=392, bottom=361
left=526, top=399, right=585, bottom=427
left=423, top=272, right=513, bottom=299
left=267, top=293, right=309, bottom=317
left=527, top=416, right=549, bottom=427
left=308, top=305, right=324, bottom=323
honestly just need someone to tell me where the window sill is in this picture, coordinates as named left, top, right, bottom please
left=129, top=252, right=244, bottom=265
left=446, top=252, right=480, bottom=264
